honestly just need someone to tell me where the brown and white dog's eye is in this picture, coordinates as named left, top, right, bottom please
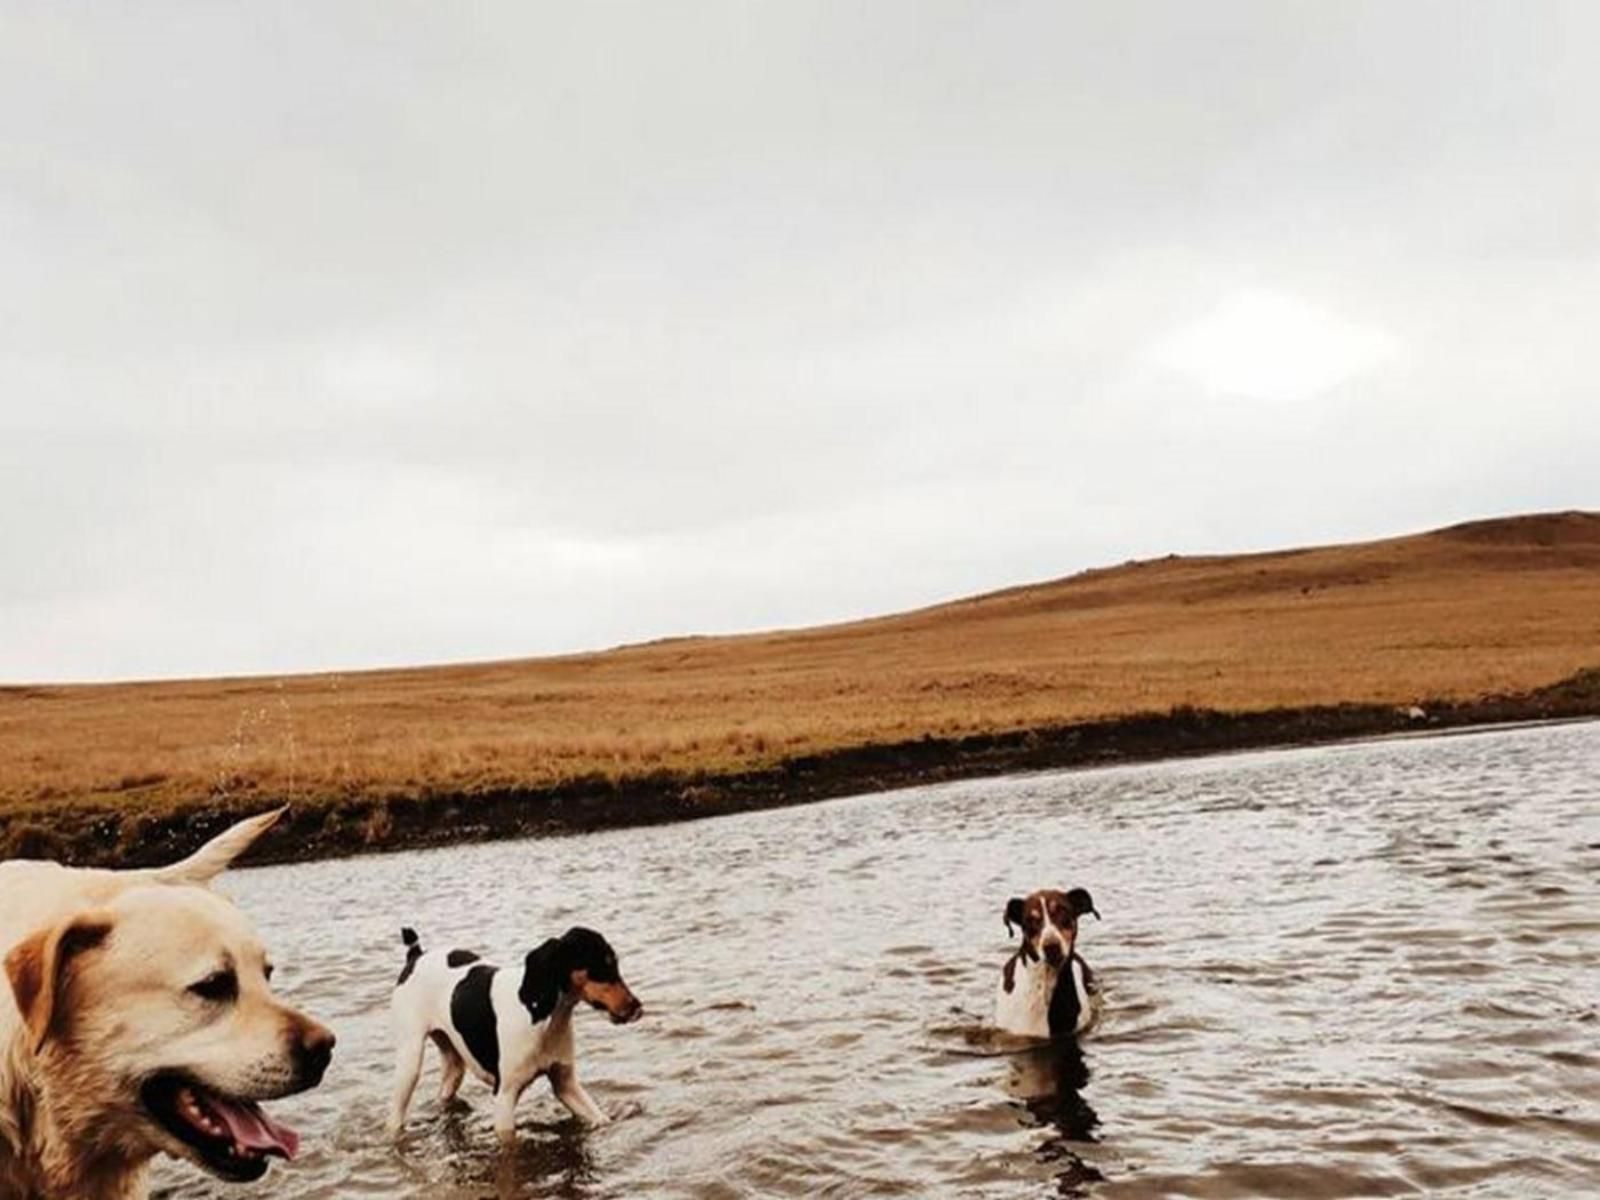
left=264, top=963, right=275, bottom=982
left=189, top=969, right=239, bottom=1004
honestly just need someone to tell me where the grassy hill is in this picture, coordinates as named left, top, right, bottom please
left=4, top=510, right=1599, bottom=864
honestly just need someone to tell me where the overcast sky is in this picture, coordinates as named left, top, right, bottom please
left=3, top=2, right=1596, bottom=683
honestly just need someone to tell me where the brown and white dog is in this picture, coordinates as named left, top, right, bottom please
left=0, top=809, right=335, bottom=1200
left=995, top=887, right=1101, bottom=1040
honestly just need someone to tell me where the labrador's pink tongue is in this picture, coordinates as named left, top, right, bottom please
left=208, top=1096, right=300, bottom=1160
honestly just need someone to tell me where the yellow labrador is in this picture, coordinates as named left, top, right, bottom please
left=0, top=809, right=335, bottom=1200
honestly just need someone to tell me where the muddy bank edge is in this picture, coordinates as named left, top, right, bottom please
left=7, top=668, right=1599, bottom=870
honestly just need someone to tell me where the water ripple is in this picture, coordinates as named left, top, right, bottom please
left=150, top=721, right=1600, bottom=1198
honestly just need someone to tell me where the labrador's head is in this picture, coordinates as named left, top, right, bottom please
left=5, top=883, right=334, bottom=1184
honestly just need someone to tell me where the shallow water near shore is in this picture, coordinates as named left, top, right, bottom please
left=152, top=721, right=1600, bottom=1199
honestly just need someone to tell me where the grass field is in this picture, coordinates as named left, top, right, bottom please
left=4, top=510, right=1599, bottom=857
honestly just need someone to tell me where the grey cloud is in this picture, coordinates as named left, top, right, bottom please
left=2, top=2, right=1597, bottom=679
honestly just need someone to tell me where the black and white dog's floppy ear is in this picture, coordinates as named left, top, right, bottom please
left=1066, top=887, right=1100, bottom=920
left=517, top=937, right=564, bottom=1022
left=1003, top=897, right=1026, bottom=937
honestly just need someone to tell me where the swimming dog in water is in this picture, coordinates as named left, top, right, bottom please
left=387, top=926, right=642, bottom=1144
left=0, top=809, right=336, bottom=1200
left=995, top=887, right=1101, bottom=1040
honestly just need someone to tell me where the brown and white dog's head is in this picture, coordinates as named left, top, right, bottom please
left=1003, top=887, right=1099, bottom=970
left=2, top=812, right=334, bottom=1188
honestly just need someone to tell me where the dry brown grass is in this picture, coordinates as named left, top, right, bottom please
left=5, top=511, right=1599, bottom=822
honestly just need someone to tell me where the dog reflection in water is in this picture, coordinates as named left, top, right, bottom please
left=392, top=1102, right=599, bottom=1200
left=1003, top=1038, right=1104, bottom=1196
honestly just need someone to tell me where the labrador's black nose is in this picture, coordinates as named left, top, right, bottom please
left=294, top=1023, right=337, bottom=1086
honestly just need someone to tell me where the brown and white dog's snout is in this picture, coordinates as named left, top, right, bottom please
left=1040, top=932, right=1069, bottom=968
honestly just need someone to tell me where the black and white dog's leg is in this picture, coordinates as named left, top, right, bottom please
left=549, top=1062, right=610, bottom=1126
left=492, top=1077, right=529, bottom=1145
left=388, top=1034, right=426, bottom=1138
left=431, top=1031, right=466, bottom=1103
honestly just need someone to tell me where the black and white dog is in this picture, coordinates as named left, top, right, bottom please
left=995, top=887, right=1101, bottom=1040
left=387, top=926, right=642, bottom=1144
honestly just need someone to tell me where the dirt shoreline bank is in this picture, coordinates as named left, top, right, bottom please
left=7, top=668, right=1597, bottom=870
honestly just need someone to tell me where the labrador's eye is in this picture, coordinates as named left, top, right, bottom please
left=189, top=970, right=238, bottom=1003
left=263, top=963, right=275, bottom=982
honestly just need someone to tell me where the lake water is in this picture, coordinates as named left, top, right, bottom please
left=152, top=721, right=1600, bottom=1198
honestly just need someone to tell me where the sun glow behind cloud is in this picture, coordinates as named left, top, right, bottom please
left=1150, top=289, right=1398, bottom=401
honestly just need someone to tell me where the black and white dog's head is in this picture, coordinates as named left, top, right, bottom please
left=1004, top=887, right=1099, bottom=969
left=519, top=927, right=643, bottom=1025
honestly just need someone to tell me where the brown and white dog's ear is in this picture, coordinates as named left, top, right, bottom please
left=5, top=911, right=114, bottom=1054
left=1003, top=897, right=1026, bottom=937
left=151, top=806, right=286, bottom=885
left=1065, top=887, right=1100, bottom=921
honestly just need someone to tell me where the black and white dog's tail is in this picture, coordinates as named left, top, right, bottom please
left=397, top=927, right=424, bottom=986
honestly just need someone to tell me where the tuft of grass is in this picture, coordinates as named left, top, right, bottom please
left=359, top=802, right=394, bottom=846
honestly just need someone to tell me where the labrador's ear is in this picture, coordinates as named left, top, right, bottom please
left=153, top=807, right=286, bottom=884
left=1003, top=898, right=1026, bottom=937
left=1065, top=887, right=1100, bottom=920
left=5, top=911, right=114, bottom=1054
